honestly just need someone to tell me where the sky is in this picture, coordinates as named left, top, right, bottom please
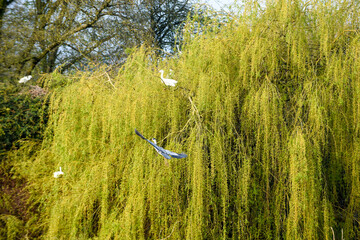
left=201, top=0, right=237, bottom=11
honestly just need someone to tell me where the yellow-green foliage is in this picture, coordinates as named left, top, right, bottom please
left=0, top=215, right=24, bottom=240
left=11, top=0, right=360, bottom=239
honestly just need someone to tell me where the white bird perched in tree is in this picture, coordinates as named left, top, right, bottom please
left=18, top=75, right=32, bottom=84
left=159, top=70, right=177, bottom=87
left=176, top=45, right=182, bottom=55
left=53, top=167, right=64, bottom=178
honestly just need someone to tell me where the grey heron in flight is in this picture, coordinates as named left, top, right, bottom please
left=135, top=129, right=187, bottom=159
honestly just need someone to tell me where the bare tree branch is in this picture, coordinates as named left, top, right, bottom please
left=21, top=0, right=112, bottom=75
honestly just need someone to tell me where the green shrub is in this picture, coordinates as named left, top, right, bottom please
left=0, top=82, right=48, bottom=239
left=0, top=84, right=48, bottom=155
left=0, top=214, right=24, bottom=240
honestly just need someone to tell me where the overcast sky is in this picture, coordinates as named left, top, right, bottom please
left=201, top=0, right=237, bottom=11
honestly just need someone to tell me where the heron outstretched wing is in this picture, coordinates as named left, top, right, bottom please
left=135, top=129, right=146, bottom=139
left=164, top=149, right=187, bottom=159
left=135, top=129, right=171, bottom=159
left=151, top=145, right=172, bottom=159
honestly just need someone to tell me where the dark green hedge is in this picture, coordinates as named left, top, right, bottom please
left=0, top=84, right=48, bottom=155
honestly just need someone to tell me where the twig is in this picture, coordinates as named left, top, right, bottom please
left=161, top=117, right=191, bottom=143
left=158, top=221, right=179, bottom=240
left=188, top=96, right=201, bottom=121
left=331, top=227, right=335, bottom=240
left=105, top=71, right=117, bottom=89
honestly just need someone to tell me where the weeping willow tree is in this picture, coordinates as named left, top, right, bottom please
left=6, top=0, right=360, bottom=239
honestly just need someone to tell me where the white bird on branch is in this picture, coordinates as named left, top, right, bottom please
left=53, top=167, right=64, bottom=178
left=19, top=75, right=32, bottom=84
left=159, top=70, right=177, bottom=87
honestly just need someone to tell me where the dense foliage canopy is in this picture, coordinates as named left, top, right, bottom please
left=1, top=0, right=360, bottom=239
